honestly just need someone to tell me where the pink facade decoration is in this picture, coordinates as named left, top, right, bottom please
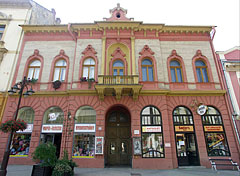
left=105, top=3, right=133, bottom=21
left=192, top=50, right=215, bottom=90
left=167, top=50, right=188, bottom=90
left=138, top=45, right=158, bottom=84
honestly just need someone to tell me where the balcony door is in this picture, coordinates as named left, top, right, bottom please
left=113, top=60, right=124, bottom=76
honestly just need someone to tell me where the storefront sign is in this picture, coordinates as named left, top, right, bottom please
left=175, top=126, right=194, bottom=132
left=134, top=130, right=139, bottom=135
left=17, top=124, right=33, bottom=133
left=142, top=126, right=161, bottom=132
left=197, top=105, right=207, bottom=115
left=95, top=137, right=104, bottom=154
left=74, top=124, right=95, bottom=132
left=204, top=126, right=223, bottom=132
left=42, top=124, right=63, bottom=133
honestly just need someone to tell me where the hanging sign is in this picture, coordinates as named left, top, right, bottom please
left=197, top=105, right=207, bottom=115
left=42, top=124, right=63, bottom=133
left=17, top=124, right=33, bottom=133
left=74, top=124, right=95, bottom=132
left=48, top=113, right=60, bottom=121
left=175, top=126, right=194, bottom=132
left=204, top=126, right=223, bottom=132
left=142, top=126, right=161, bottom=132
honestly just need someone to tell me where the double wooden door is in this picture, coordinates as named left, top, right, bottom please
left=106, top=111, right=131, bottom=166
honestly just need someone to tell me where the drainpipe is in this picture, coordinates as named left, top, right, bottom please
left=220, top=59, right=240, bottom=145
left=67, top=23, right=77, bottom=89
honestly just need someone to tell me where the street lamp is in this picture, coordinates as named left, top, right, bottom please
left=0, top=76, right=35, bottom=176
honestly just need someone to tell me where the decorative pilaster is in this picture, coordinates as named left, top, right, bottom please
left=101, top=37, right=106, bottom=75
left=131, top=37, right=136, bottom=75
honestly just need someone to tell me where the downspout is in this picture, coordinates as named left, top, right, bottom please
left=67, top=23, right=77, bottom=89
left=221, top=60, right=240, bottom=144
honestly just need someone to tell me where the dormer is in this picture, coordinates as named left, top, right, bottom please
left=104, top=3, right=134, bottom=21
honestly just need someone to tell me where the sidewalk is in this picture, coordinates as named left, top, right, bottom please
left=6, top=165, right=240, bottom=176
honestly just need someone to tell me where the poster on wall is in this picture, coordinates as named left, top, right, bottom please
left=95, top=137, right=104, bottom=155
left=133, top=137, right=141, bottom=155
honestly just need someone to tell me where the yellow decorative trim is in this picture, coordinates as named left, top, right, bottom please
left=131, top=37, right=136, bottom=75
left=140, top=90, right=226, bottom=96
left=72, top=156, right=94, bottom=159
left=0, top=93, right=8, bottom=123
left=101, top=37, right=106, bottom=74
left=10, top=155, right=28, bottom=157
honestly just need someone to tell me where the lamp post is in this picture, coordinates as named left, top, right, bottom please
left=0, top=76, right=35, bottom=176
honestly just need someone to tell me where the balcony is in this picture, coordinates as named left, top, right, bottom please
left=95, top=75, right=142, bottom=101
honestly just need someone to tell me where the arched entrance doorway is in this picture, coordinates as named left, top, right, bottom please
left=105, top=106, right=132, bottom=166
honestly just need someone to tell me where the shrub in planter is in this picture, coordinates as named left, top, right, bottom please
left=52, top=160, right=73, bottom=176
left=31, top=143, right=57, bottom=176
left=62, top=150, right=77, bottom=170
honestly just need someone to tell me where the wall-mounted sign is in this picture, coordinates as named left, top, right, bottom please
left=74, top=124, right=95, bottom=132
left=142, top=126, right=161, bottom=133
left=95, top=137, right=104, bottom=155
left=134, top=130, right=139, bottom=135
left=204, top=126, right=223, bottom=132
left=48, top=113, right=60, bottom=121
left=175, top=126, right=194, bottom=132
left=197, top=105, right=207, bottom=115
left=133, top=137, right=141, bottom=155
left=42, top=124, right=63, bottom=133
left=17, top=124, right=33, bottom=133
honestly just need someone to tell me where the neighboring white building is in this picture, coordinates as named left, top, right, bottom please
left=216, top=46, right=240, bottom=143
left=0, top=0, right=60, bottom=121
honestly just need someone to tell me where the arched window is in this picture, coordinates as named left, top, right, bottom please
left=73, top=106, right=96, bottom=158
left=141, top=106, right=164, bottom=158
left=170, top=60, right=183, bottom=82
left=173, top=106, right=193, bottom=125
left=10, top=107, right=35, bottom=157
left=201, top=106, right=230, bottom=156
left=53, top=59, right=67, bottom=81
left=75, top=106, right=96, bottom=124
left=113, top=60, right=124, bottom=76
left=27, top=60, right=41, bottom=80
left=17, top=107, right=35, bottom=124
left=141, top=59, right=154, bottom=81
left=195, top=60, right=209, bottom=83
left=43, top=107, right=64, bottom=124
left=82, top=58, right=95, bottom=79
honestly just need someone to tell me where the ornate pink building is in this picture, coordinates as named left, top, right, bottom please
left=0, top=4, right=239, bottom=169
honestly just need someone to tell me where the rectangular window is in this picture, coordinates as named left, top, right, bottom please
left=177, top=68, right=183, bottom=82
left=72, top=133, right=95, bottom=158
left=142, top=133, right=164, bottom=158
left=196, top=68, right=202, bottom=82
left=10, top=134, right=31, bottom=157
left=170, top=68, right=176, bottom=82
left=205, top=133, right=230, bottom=156
left=0, top=25, right=5, bottom=40
left=142, top=67, right=147, bottom=81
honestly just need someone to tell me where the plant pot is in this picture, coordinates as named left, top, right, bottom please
left=31, top=164, right=53, bottom=176
left=64, top=172, right=72, bottom=176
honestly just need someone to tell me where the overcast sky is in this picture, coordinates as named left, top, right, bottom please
left=35, top=0, right=239, bottom=51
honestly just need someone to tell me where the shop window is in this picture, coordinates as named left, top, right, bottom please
left=141, top=106, right=164, bottom=158
left=170, top=60, right=183, bottom=82
left=113, top=60, right=124, bottom=76
left=73, top=106, right=96, bottom=158
left=141, top=59, right=154, bottom=81
left=10, top=107, right=34, bottom=157
left=202, top=106, right=230, bottom=156
left=27, top=60, right=41, bottom=80
left=43, top=107, right=64, bottom=124
left=82, top=58, right=95, bottom=79
left=53, top=59, right=67, bottom=81
left=0, top=25, right=5, bottom=40
left=195, top=60, right=209, bottom=83
left=173, top=106, right=193, bottom=125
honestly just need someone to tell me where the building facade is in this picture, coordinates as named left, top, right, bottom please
left=0, top=0, right=60, bottom=122
left=216, top=46, right=240, bottom=145
left=0, top=4, right=239, bottom=169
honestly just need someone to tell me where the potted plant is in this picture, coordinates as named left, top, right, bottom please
left=87, top=78, right=95, bottom=89
left=52, top=159, right=73, bottom=176
left=0, top=119, right=27, bottom=133
left=31, top=143, right=57, bottom=176
left=62, top=150, right=77, bottom=170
